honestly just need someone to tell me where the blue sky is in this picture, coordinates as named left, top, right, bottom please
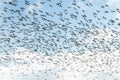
left=0, top=0, right=120, bottom=80
left=0, top=0, right=120, bottom=55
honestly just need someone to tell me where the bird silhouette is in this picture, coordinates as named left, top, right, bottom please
left=0, top=0, right=120, bottom=68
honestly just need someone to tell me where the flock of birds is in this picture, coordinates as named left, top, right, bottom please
left=0, top=0, right=120, bottom=55
left=0, top=0, right=120, bottom=80
left=0, top=47, right=120, bottom=80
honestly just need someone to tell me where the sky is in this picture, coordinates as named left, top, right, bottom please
left=0, top=0, right=120, bottom=80
left=0, top=0, right=120, bottom=55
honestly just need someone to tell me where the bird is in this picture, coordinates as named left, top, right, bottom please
left=0, top=0, right=119, bottom=56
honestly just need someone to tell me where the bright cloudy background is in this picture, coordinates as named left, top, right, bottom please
left=0, top=0, right=120, bottom=80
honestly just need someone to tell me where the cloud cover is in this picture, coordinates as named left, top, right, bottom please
left=0, top=47, right=120, bottom=80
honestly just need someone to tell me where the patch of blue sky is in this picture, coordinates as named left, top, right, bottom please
left=0, top=0, right=120, bottom=55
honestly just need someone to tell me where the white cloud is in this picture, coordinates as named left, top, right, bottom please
left=70, top=0, right=86, bottom=9
left=0, top=47, right=120, bottom=80
left=77, top=2, right=85, bottom=8
left=116, top=13, right=120, bottom=19
left=107, top=0, right=120, bottom=6
left=26, top=0, right=42, bottom=13
left=26, top=5, right=35, bottom=12
left=106, top=0, right=120, bottom=19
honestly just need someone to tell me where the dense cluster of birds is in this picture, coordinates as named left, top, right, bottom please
left=0, top=0, right=120, bottom=55
left=0, top=0, right=120, bottom=80
left=0, top=48, right=120, bottom=80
